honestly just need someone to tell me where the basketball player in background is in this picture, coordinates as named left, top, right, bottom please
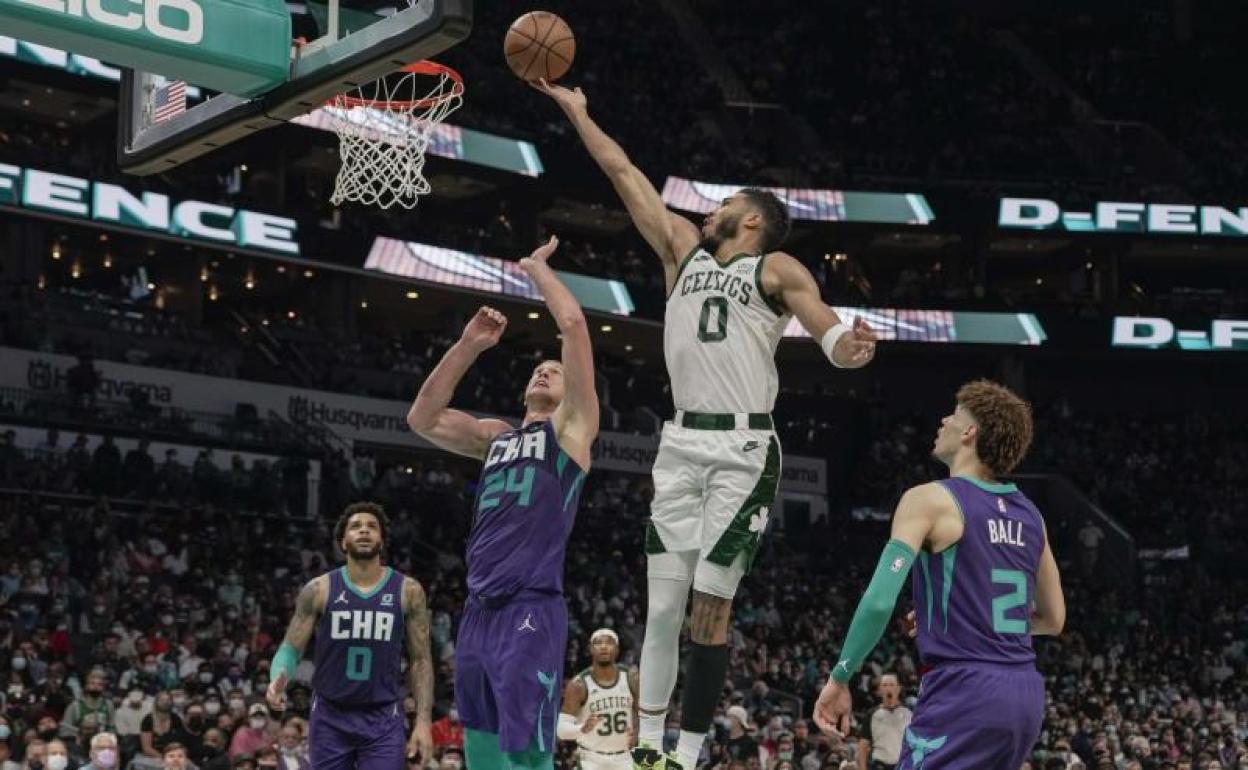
left=534, top=81, right=878, bottom=770
left=813, top=380, right=1066, bottom=770
left=558, top=629, right=638, bottom=770
left=407, top=235, right=599, bottom=770
left=265, top=502, right=434, bottom=770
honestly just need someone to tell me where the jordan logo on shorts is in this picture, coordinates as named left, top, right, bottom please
left=334, top=591, right=349, bottom=605
left=518, top=612, right=537, bottom=633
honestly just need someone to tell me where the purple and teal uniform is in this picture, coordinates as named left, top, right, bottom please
left=456, top=419, right=585, bottom=754
left=308, top=566, right=408, bottom=770
left=899, top=477, right=1046, bottom=770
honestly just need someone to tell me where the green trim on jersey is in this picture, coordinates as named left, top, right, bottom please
left=956, top=475, right=1019, bottom=494
left=667, top=245, right=703, bottom=298
left=644, top=520, right=667, bottom=555
left=753, top=253, right=786, bottom=317
left=714, top=251, right=756, bottom=268
left=340, top=566, right=392, bottom=599
left=705, top=435, right=781, bottom=571
left=939, top=544, right=958, bottom=633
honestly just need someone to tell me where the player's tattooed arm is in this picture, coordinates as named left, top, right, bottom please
left=283, top=576, right=324, bottom=652
left=560, top=677, right=587, bottom=716
left=403, top=577, right=434, bottom=727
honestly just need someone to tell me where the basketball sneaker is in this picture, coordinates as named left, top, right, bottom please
left=630, top=742, right=664, bottom=770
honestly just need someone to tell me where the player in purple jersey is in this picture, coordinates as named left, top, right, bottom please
left=813, top=381, right=1066, bottom=770
left=264, top=503, right=435, bottom=770
left=407, top=235, right=600, bottom=770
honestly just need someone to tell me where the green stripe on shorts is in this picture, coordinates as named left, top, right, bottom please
left=705, top=436, right=780, bottom=572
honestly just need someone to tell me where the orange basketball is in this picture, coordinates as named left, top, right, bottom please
left=504, top=11, right=576, bottom=82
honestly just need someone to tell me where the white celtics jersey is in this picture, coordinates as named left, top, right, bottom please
left=576, top=666, right=634, bottom=755
left=664, top=248, right=791, bottom=414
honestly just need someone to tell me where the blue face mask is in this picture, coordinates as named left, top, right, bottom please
left=0, top=725, right=11, bottom=740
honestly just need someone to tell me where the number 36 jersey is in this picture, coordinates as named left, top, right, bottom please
left=466, top=419, right=586, bottom=600
left=575, top=665, right=634, bottom=755
left=664, top=248, right=791, bottom=414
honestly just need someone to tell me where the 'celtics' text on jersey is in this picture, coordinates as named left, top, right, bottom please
left=664, top=248, right=790, bottom=414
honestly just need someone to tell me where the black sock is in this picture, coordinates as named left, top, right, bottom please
left=679, top=642, right=730, bottom=733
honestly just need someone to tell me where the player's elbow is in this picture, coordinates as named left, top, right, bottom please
left=406, top=403, right=437, bottom=435
left=555, top=311, right=587, bottom=334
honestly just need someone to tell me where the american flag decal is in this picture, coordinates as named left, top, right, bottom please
left=153, top=80, right=187, bottom=124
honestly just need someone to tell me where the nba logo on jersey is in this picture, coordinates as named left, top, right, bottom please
left=998, top=498, right=1007, bottom=513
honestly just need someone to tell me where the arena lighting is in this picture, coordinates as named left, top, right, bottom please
left=527, top=312, right=540, bottom=319
left=70, top=260, right=81, bottom=278
left=600, top=325, right=612, bottom=332
left=199, top=267, right=209, bottom=282
left=102, top=253, right=112, bottom=268
left=405, top=290, right=419, bottom=299
left=50, top=244, right=61, bottom=260
left=360, top=300, right=369, bottom=309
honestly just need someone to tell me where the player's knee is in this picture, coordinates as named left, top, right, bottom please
left=644, top=582, right=687, bottom=630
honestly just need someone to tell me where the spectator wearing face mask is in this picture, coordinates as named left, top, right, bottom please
left=228, top=705, right=270, bottom=760
left=79, top=732, right=119, bottom=770
left=60, top=671, right=114, bottom=739
left=181, top=704, right=208, bottom=759
left=723, top=706, right=759, bottom=763
left=197, top=729, right=228, bottom=770
left=138, top=693, right=188, bottom=769
left=44, top=740, right=71, bottom=770
left=275, top=724, right=307, bottom=770
left=0, top=716, right=19, bottom=770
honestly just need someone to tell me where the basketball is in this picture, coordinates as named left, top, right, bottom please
left=504, top=11, right=576, bottom=82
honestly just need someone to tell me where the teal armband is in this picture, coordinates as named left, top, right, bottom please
left=270, top=641, right=300, bottom=682
left=830, top=539, right=917, bottom=684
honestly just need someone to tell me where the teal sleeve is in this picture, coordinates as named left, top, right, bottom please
left=830, top=539, right=917, bottom=684
left=270, top=641, right=300, bottom=682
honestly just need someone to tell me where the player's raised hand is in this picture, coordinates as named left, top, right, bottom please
left=531, top=78, right=587, bottom=114
left=832, top=317, right=878, bottom=368
left=406, top=720, right=433, bottom=767
left=460, top=306, right=508, bottom=353
left=812, top=679, right=852, bottom=738
left=265, top=671, right=288, bottom=713
left=520, top=235, right=559, bottom=274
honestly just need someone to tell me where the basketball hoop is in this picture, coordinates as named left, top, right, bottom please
left=324, top=60, right=464, bottom=210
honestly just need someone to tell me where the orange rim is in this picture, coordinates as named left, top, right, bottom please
left=330, top=61, right=464, bottom=110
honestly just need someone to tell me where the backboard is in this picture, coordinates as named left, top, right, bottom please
left=118, top=0, right=471, bottom=176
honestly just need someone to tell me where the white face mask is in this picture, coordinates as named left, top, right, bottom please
left=250, top=717, right=267, bottom=730
left=48, top=756, right=69, bottom=770
left=95, top=749, right=117, bottom=769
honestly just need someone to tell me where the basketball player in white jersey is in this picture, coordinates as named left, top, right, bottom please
left=535, top=80, right=878, bottom=770
left=557, top=629, right=638, bottom=770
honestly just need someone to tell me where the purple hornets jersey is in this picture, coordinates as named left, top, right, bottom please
left=913, top=476, right=1046, bottom=666
left=312, top=567, right=406, bottom=706
left=466, top=420, right=585, bottom=600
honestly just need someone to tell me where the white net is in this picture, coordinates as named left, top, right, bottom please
left=326, top=63, right=463, bottom=210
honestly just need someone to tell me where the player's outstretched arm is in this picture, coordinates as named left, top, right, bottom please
left=768, top=253, right=878, bottom=369
left=556, top=678, right=599, bottom=741
left=267, top=576, right=325, bottom=711
left=532, top=80, right=699, bottom=277
left=520, top=236, right=599, bottom=468
left=407, top=306, right=514, bottom=460
left=814, top=485, right=941, bottom=737
left=403, top=578, right=434, bottom=763
left=1031, top=533, right=1066, bottom=636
